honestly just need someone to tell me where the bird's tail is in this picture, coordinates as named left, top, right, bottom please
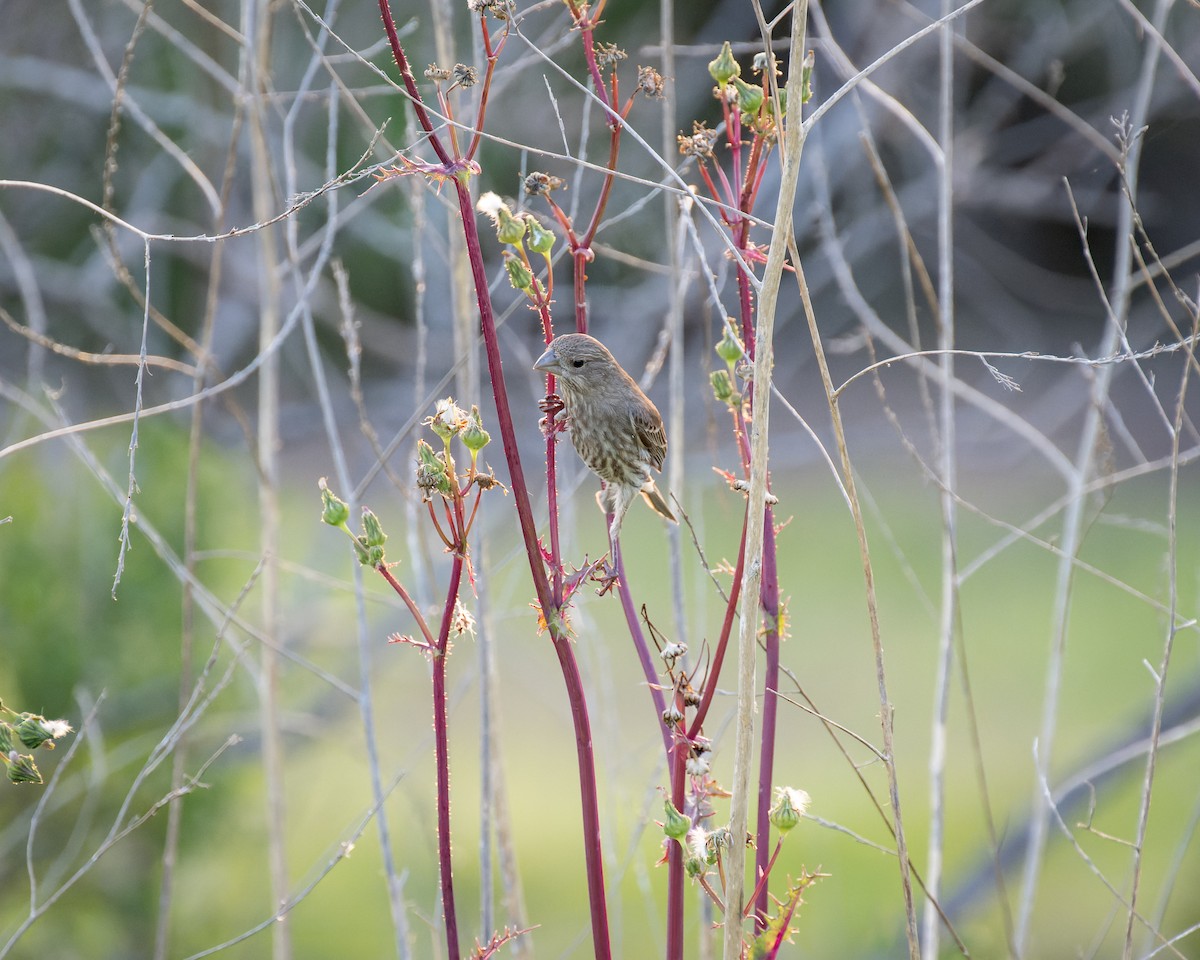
left=640, top=481, right=677, bottom=523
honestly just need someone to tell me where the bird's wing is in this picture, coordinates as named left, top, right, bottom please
left=632, top=406, right=667, bottom=472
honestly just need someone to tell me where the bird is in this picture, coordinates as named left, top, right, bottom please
left=533, top=333, right=676, bottom=555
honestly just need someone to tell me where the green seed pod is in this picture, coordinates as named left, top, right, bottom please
left=662, top=798, right=692, bottom=841
left=708, top=40, right=740, bottom=87
left=732, top=76, right=764, bottom=115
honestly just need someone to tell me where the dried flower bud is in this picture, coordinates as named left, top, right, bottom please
left=752, top=51, right=780, bottom=76
left=662, top=703, right=684, bottom=726
left=594, top=41, right=626, bottom=72
left=524, top=171, right=565, bottom=197
left=427, top=397, right=470, bottom=441
left=769, top=786, right=810, bottom=834
left=468, top=0, right=512, bottom=18
left=417, top=439, right=453, bottom=500
left=636, top=65, right=665, bottom=100
left=677, top=121, right=718, bottom=159
left=708, top=40, right=740, bottom=86
left=450, top=63, right=478, bottom=88
left=686, top=742, right=712, bottom=777
left=425, top=63, right=453, bottom=81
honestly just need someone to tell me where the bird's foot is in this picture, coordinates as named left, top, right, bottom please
left=538, top=393, right=567, bottom=437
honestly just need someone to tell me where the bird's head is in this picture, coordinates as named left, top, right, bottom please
left=533, top=334, right=618, bottom=391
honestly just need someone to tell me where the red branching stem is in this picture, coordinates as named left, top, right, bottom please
left=745, top=836, right=784, bottom=921
left=378, top=564, right=436, bottom=648
left=437, top=88, right=461, bottom=156
left=537, top=297, right=565, bottom=607
left=463, top=485, right=486, bottom=539
left=753, top=508, right=781, bottom=930
left=613, top=543, right=671, bottom=758
left=686, top=516, right=749, bottom=739
left=580, top=121, right=623, bottom=250
left=449, top=174, right=613, bottom=960
left=576, top=22, right=611, bottom=112
left=426, top=500, right=456, bottom=549
left=378, top=0, right=453, bottom=167
left=466, top=18, right=505, bottom=161
left=664, top=698, right=689, bottom=960
left=431, top=553, right=466, bottom=959
left=379, top=5, right=613, bottom=951
left=712, top=158, right=738, bottom=213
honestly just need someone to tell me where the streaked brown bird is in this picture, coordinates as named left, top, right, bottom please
left=534, top=333, right=676, bottom=553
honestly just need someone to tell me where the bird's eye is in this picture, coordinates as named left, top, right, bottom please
left=572, top=359, right=585, bottom=368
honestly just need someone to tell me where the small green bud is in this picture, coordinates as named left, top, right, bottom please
left=710, top=369, right=735, bottom=405
left=768, top=786, right=810, bottom=835
left=716, top=324, right=745, bottom=366
left=801, top=50, right=815, bottom=105
left=732, top=76, right=764, bottom=115
left=0, top=724, right=12, bottom=754
left=495, top=203, right=527, bottom=245
left=461, top=406, right=491, bottom=455
left=685, top=855, right=707, bottom=878
left=662, top=798, right=692, bottom=841
left=708, top=40, right=740, bottom=87
left=14, top=715, right=71, bottom=750
left=361, top=508, right=388, bottom=549
left=504, top=255, right=533, bottom=293
left=524, top=215, right=555, bottom=255
left=5, top=751, right=42, bottom=785
left=477, top=192, right=526, bottom=245
left=319, top=479, right=351, bottom=528
left=365, top=544, right=386, bottom=567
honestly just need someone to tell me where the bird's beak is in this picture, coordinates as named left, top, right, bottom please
left=533, top=346, right=560, bottom=375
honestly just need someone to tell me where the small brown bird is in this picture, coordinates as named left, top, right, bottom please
left=534, top=333, right=676, bottom=552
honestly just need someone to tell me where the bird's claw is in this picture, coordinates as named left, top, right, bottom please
left=539, top=394, right=568, bottom=438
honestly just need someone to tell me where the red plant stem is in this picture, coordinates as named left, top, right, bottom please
left=432, top=553, right=466, bottom=959
left=378, top=564, right=435, bottom=648
left=686, top=516, right=748, bottom=740
left=745, top=836, right=784, bottom=919
left=378, top=5, right=612, bottom=952
left=577, top=21, right=611, bottom=112
left=580, top=123, right=623, bottom=250
left=449, top=167, right=614, bottom=960
left=466, top=18, right=503, bottom=161
left=752, top=507, right=781, bottom=930
left=665, top=694, right=688, bottom=960
left=378, top=0, right=452, bottom=167
left=613, top=544, right=671, bottom=758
